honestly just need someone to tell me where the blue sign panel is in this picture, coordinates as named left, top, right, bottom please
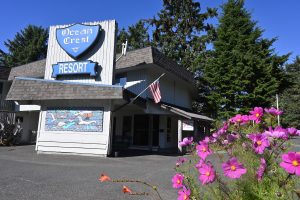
left=56, top=24, right=101, bottom=59
left=45, top=108, right=104, bottom=132
left=52, top=61, right=97, bottom=78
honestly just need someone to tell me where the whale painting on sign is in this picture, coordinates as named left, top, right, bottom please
left=45, top=108, right=103, bottom=132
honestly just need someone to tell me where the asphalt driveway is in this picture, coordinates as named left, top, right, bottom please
left=0, top=146, right=178, bottom=200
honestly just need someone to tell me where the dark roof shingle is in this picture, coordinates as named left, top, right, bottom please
left=8, top=60, right=46, bottom=80
left=6, top=77, right=123, bottom=100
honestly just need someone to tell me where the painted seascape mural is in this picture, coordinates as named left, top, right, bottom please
left=45, top=108, right=103, bottom=132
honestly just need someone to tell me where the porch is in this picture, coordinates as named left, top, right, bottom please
left=111, top=101, right=213, bottom=154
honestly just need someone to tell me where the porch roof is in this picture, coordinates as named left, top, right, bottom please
left=6, top=77, right=123, bottom=101
left=160, top=104, right=214, bottom=122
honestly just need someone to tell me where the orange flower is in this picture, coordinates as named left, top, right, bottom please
left=122, top=185, right=132, bottom=194
left=98, top=174, right=111, bottom=182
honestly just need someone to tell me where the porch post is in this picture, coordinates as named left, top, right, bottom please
left=178, top=119, right=182, bottom=153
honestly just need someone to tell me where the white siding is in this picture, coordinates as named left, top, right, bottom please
left=123, top=69, right=148, bottom=98
left=147, top=69, right=192, bottom=109
left=44, top=20, right=116, bottom=85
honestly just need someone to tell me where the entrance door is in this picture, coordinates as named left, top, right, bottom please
left=152, top=115, right=159, bottom=146
left=133, top=115, right=149, bottom=146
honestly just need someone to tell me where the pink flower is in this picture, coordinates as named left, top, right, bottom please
left=198, top=163, right=216, bottom=185
left=230, top=114, right=249, bottom=124
left=280, top=152, right=300, bottom=176
left=179, top=137, right=193, bottom=147
left=177, top=186, right=190, bottom=200
left=222, top=157, right=247, bottom=179
left=287, top=127, right=298, bottom=136
left=172, top=173, right=184, bottom=188
left=203, top=136, right=210, bottom=143
left=264, top=107, right=283, bottom=116
left=247, top=133, right=270, bottom=154
left=256, top=158, right=266, bottom=181
left=176, top=158, right=188, bottom=167
left=217, top=122, right=228, bottom=135
left=249, top=107, right=264, bottom=124
left=265, top=126, right=288, bottom=139
left=195, top=159, right=204, bottom=169
left=196, top=141, right=213, bottom=160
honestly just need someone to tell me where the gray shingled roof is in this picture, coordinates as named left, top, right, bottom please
left=116, top=47, right=195, bottom=85
left=8, top=59, right=46, bottom=81
left=6, top=77, right=123, bottom=100
left=8, top=47, right=195, bottom=85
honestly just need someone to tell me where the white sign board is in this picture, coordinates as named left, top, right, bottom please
left=182, top=120, right=194, bottom=131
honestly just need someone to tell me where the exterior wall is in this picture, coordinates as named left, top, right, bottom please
left=147, top=69, right=193, bottom=109
left=117, top=67, right=193, bottom=109
left=44, top=20, right=116, bottom=85
left=118, top=68, right=148, bottom=98
left=36, top=99, right=112, bottom=156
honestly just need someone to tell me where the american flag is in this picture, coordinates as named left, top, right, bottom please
left=149, top=80, right=161, bottom=103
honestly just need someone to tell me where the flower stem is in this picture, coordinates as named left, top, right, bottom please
left=113, top=179, right=163, bottom=200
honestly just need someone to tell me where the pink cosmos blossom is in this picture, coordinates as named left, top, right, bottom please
left=179, top=137, right=193, bottom=147
left=264, top=126, right=288, bottom=139
left=222, top=140, right=229, bottom=145
left=172, top=173, right=184, bottom=188
left=195, top=159, right=204, bottom=169
left=222, top=157, right=247, bottom=179
left=198, top=163, right=216, bottom=185
left=203, top=136, right=210, bottom=143
left=249, top=107, right=264, bottom=124
left=217, top=122, right=228, bottom=135
left=212, top=132, right=219, bottom=138
left=247, top=133, right=270, bottom=154
left=176, top=158, right=188, bottom=167
left=209, top=136, right=217, bottom=143
left=256, top=158, right=266, bottom=181
left=177, top=186, right=190, bottom=200
left=264, top=107, right=283, bottom=116
left=196, top=141, right=213, bottom=160
left=230, top=114, right=249, bottom=124
left=280, top=152, right=300, bottom=176
left=287, top=127, right=298, bottom=136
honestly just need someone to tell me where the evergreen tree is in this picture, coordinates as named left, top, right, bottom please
left=280, top=57, right=300, bottom=128
left=150, top=0, right=217, bottom=71
left=0, top=25, right=48, bottom=67
left=203, top=0, right=289, bottom=119
left=116, top=20, right=150, bottom=54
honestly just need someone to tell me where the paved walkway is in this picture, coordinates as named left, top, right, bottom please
left=0, top=146, right=178, bottom=200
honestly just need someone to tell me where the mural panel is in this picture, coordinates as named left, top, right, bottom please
left=45, top=108, right=103, bottom=132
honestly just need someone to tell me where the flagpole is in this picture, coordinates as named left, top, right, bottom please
left=130, top=73, right=165, bottom=103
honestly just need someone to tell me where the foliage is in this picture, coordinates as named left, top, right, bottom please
left=0, top=25, right=48, bottom=67
left=116, top=20, right=150, bottom=54
left=202, top=0, right=289, bottom=119
left=280, top=56, right=300, bottom=128
left=150, top=0, right=217, bottom=71
left=174, top=107, right=300, bottom=200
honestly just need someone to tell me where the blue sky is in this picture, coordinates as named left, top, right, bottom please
left=1, top=0, right=299, bottom=63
